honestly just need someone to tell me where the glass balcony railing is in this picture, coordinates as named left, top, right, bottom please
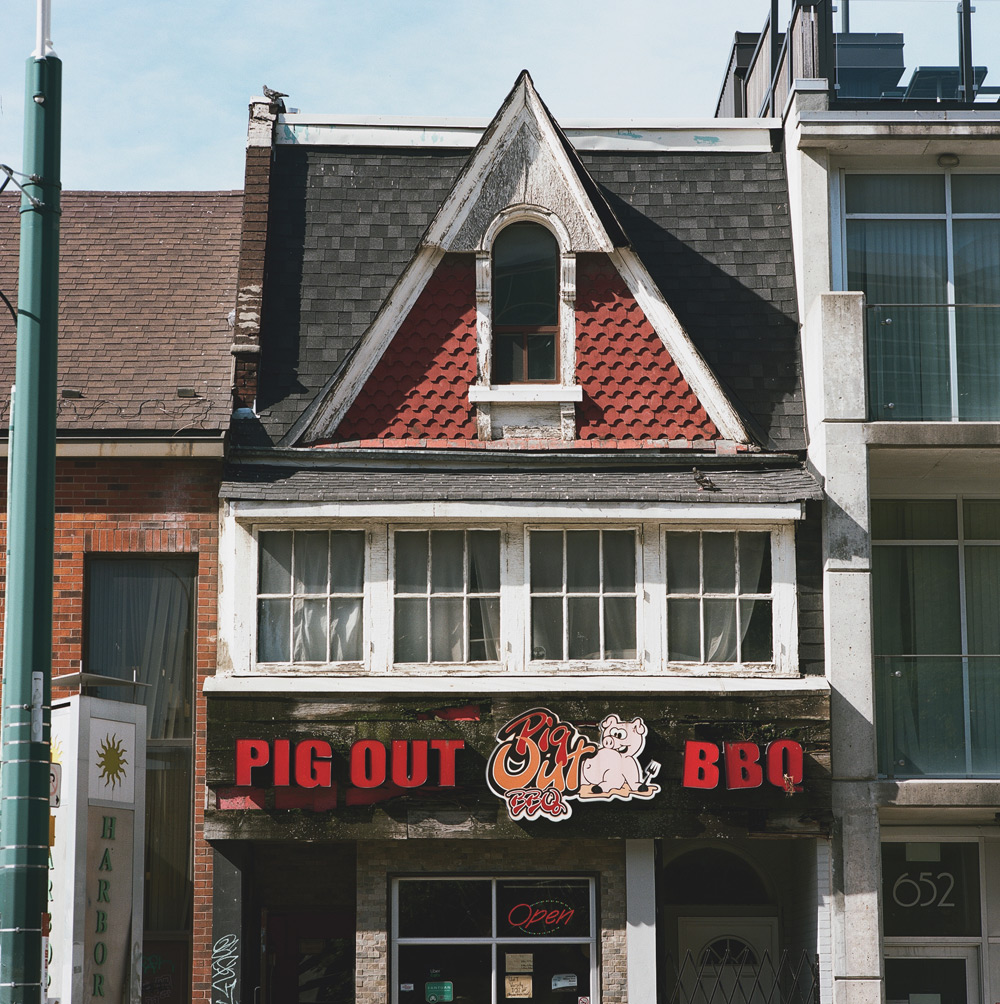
left=876, top=654, right=1000, bottom=778
left=833, top=0, right=1000, bottom=104
left=866, top=304, right=1000, bottom=421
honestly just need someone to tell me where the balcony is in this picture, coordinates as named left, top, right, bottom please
left=876, top=655, right=1000, bottom=778
left=720, top=0, right=1000, bottom=118
left=866, top=304, right=1000, bottom=422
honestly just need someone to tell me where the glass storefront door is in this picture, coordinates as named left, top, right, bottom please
left=392, top=877, right=597, bottom=1004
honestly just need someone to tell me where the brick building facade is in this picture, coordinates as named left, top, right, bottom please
left=0, top=192, right=239, bottom=1003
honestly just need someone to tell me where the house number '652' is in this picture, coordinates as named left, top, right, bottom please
left=891, top=871, right=956, bottom=908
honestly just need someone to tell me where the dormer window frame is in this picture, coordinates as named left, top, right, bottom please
left=473, top=206, right=578, bottom=397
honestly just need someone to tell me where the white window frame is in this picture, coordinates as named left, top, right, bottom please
left=223, top=502, right=801, bottom=678
left=391, top=875, right=599, bottom=1004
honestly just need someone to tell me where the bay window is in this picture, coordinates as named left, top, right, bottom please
left=843, top=172, right=1000, bottom=420
left=249, top=520, right=796, bottom=675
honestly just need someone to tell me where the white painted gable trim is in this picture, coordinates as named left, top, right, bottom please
left=284, top=245, right=445, bottom=445
left=423, top=73, right=616, bottom=254
left=611, top=248, right=753, bottom=445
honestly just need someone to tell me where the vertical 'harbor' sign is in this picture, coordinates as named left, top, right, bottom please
left=49, top=697, right=145, bottom=1004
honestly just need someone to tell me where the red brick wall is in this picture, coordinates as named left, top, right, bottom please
left=0, top=457, right=220, bottom=1004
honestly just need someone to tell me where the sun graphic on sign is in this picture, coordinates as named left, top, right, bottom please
left=50, top=737, right=63, bottom=766
left=96, top=733, right=128, bottom=790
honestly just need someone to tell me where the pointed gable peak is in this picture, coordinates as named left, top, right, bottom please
left=423, top=71, right=628, bottom=254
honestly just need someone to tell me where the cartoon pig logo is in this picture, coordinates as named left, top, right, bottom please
left=580, top=714, right=660, bottom=801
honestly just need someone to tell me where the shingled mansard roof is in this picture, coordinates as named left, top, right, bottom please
left=241, top=71, right=803, bottom=465
left=0, top=191, right=241, bottom=437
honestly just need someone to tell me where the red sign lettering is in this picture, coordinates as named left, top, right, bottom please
left=682, top=739, right=804, bottom=793
left=681, top=741, right=720, bottom=789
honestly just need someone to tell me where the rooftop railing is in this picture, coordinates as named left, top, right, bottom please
left=866, top=303, right=1000, bottom=421
left=726, top=0, right=1000, bottom=117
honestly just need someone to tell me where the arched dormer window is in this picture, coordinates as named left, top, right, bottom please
left=492, top=221, right=559, bottom=383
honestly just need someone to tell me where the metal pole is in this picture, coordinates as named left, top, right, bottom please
left=959, top=0, right=974, bottom=102
left=0, top=0, right=60, bottom=998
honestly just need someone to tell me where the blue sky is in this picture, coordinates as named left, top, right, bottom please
left=0, top=0, right=775, bottom=192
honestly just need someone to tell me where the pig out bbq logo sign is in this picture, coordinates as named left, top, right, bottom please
left=486, top=708, right=661, bottom=822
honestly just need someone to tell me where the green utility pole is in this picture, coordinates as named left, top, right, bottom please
left=0, top=1, right=60, bottom=999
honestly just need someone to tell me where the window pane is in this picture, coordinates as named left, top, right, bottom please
left=881, top=842, right=980, bottom=937
left=847, top=219, right=947, bottom=303
left=964, top=501, right=1000, bottom=540
left=394, top=598, right=427, bottom=662
left=740, top=598, right=772, bottom=661
left=431, top=530, right=464, bottom=594
left=872, top=500, right=957, bottom=540
left=526, top=333, right=556, bottom=381
left=397, top=880, right=492, bottom=939
left=144, top=748, right=192, bottom=932
left=532, top=596, right=563, bottom=660
left=668, top=599, right=701, bottom=661
left=739, top=533, right=771, bottom=593
left=258, top=531, right=292, bottom=593
left=330, top=598, right=362, bottom=661
left=845, top=174, right=945, bottom=214
left=495, top=946, right=592, bottom=1003
left=531, top=532, right=563, bottom=591
left=604, top=596, right=637, bottom=659
left=293, top=531, right=328, bottom=594
left=603, top=531, right=636, bottom=592
left=468, top=531, right=500, bottom=593
left=496, top=879, right=592, bottom=938
left=703, top=533, right=736, bottom=593
left=873, top=547, right=961, bottom=654
left=566, top=531, right=599, bottom=593
left=293, top=598, right=327, bottom=661
left=494, top=332, right=523, bottom=384
left=493, top=222, right=558, bottom=327
left=431, top=596, right=464, bottom=662
left=397, top=945, right=491, bottom=1002
left=258, top=598, right=290, bottom=662
left=395, top=532, right=428, bottom=593
left=952, top=174, right=1000, bottom=213
left=666, top=533, right=700, bottom=593
left=568, top=597, right=601, bottom=659
left=331, top=531, right=364, bottom=592
left=704, top=599, right=738, bottom=662
left=469, top=597, right=500, bottom=661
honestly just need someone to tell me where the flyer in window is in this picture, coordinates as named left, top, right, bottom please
left=505, top=953, right=533, bottom=973
left=504, top=974, right=532, bottom=998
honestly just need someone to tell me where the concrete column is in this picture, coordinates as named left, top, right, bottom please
left=626, top=839, right=657, bottom=1003
left=802, top=293, right=882, bottom=1004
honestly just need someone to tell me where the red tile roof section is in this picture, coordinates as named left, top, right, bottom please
left=334, top=255, right=478, bottom=441
left=0, top=191, right=241, bottom=434
left=329, top=253, right=720, bottom=446
left=575, top=255, right=719, bottom=441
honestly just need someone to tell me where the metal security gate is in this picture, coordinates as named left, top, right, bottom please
left=664, top=949, right=820, bottom=1004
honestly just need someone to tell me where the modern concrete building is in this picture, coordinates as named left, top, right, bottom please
left=720, top=2, right=1000, bottom=1001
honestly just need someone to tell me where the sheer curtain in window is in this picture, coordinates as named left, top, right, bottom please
left=873, top=548, right=964, bottom=774
left=87, top=557, right=196, bottom=935
left=88, top=558, right=195, bottom=740
left=847, top=218, right=949, bottom=419
left=964, top=547, right=1000, bottom=772
left=954, top=220, right=1000, bottom=419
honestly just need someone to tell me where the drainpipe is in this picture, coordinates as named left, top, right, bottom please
left=0, top=0, right=60, bottom=1000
